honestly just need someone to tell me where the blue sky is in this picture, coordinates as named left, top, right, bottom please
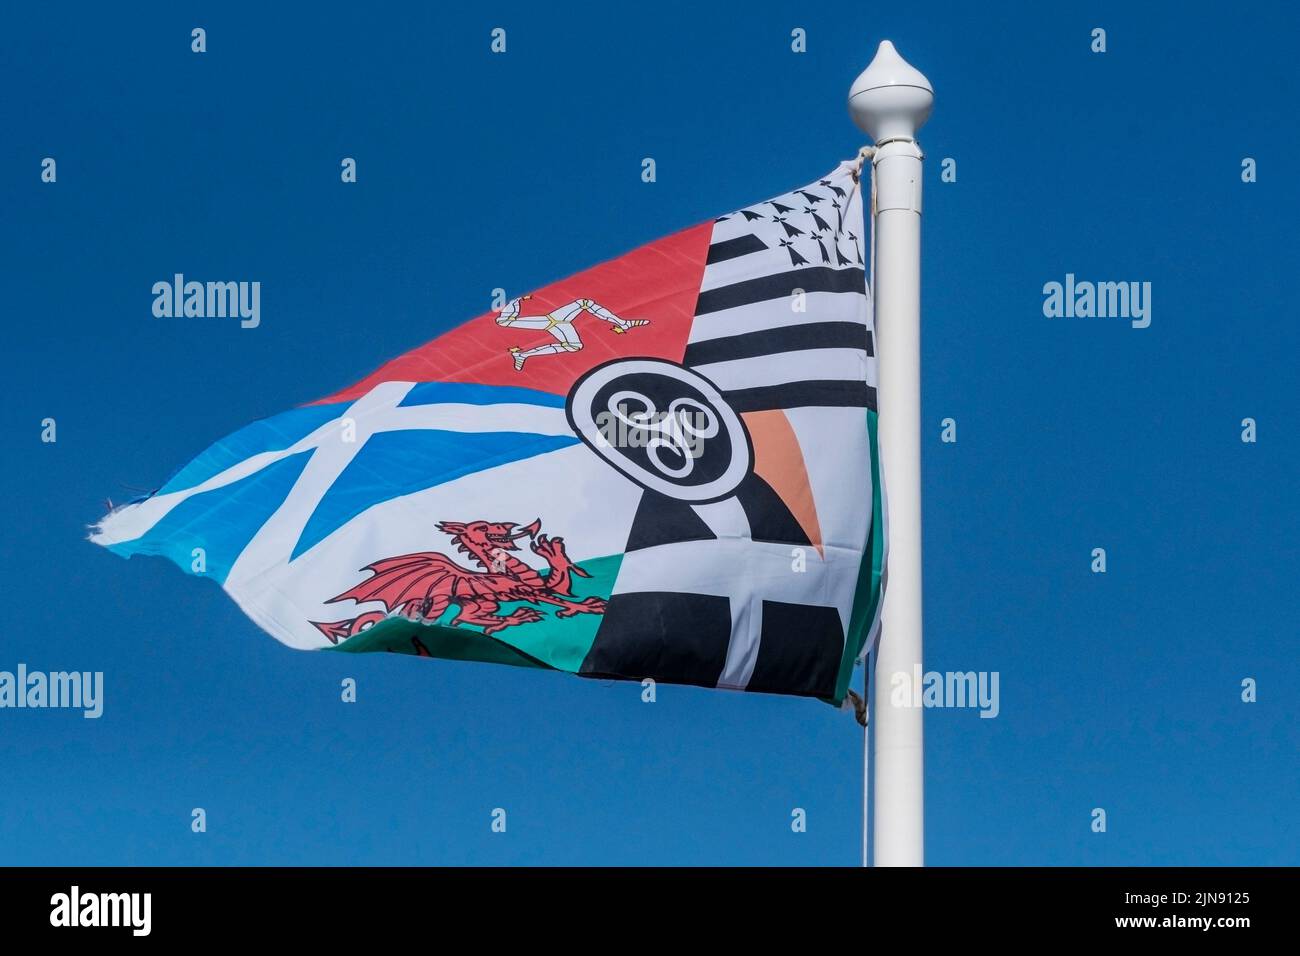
left=2, top=2, right=1296, bottom=865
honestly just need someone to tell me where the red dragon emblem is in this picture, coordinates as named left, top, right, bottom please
left=310, top=518, right=606, bottom=643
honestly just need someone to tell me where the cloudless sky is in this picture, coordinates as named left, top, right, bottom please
left=2, top=1, right=1297, bottom=865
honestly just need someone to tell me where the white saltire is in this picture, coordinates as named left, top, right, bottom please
left=90, top=381, right=572, bottom=586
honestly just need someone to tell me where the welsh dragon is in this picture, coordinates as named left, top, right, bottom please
left=310, top=519, right=607, bottom=643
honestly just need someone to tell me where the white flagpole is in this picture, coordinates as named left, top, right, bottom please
left=861, top=654, right=872, bottom=867
left=850, top=40, right=933, bottom=867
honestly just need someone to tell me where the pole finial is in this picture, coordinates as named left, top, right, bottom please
left=848, top=40, right=933, bottom=143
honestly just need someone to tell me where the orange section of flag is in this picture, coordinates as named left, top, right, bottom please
left=741, top=409, right=824, bottom=557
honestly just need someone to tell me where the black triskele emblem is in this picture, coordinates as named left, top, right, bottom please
left=566, top=359, right=752, bottom=503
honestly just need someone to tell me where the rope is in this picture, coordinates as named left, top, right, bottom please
left=850, top=144, right=876, bottom=183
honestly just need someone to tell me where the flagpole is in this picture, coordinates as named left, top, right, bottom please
left=850, top=40, right=932, bottom=867
left=861, top=653, right=872, bottom=867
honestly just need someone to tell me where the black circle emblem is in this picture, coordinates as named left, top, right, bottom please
left=566, top=359, right=752, bottom=502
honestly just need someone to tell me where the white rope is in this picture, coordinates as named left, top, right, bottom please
left=850, top=144, right=876, bottom=182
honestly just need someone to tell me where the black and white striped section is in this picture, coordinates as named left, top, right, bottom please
left=687, top=272, right=874, bottom=412
left=689, top=162, right=876, bottom=414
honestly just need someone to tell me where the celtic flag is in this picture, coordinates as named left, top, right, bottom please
left=91, top=160, right=885, bottom=704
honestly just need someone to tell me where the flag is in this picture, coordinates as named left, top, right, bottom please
left=91, top=159, right=885, bottom=704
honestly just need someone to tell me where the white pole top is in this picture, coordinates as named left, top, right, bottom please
left=848, top=40, right=934, bottom=143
